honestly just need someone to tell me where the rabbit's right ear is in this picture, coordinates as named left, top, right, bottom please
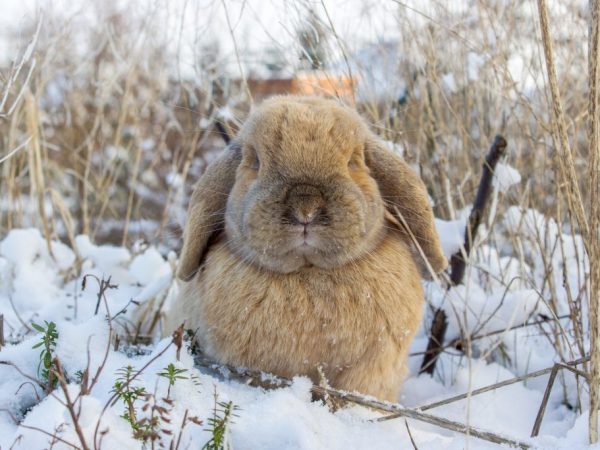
left=364, top=137, right=448, bottom=276
left=177, top=144, right=242, bottom=281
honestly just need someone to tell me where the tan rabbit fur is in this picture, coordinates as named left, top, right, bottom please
left=168, top=96, right=447, bottom=401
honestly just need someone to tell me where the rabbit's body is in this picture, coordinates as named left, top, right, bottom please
left=176, top=228, right=422, bottom=401
left=169, top=96, right=447, bottom=402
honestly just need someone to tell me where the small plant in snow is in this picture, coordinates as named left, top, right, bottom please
left=74, top=369, right=85, bottom=384
left=202, top=389, right=238, bottom=450
left=111, top=365, right=147, bottom=432
left=136, top=396, right=204, bottom=450
left=133, top=393, right=173, bottom=445
left=31, top=321, right=59, bottom=391
left=157, top=363, right=188, bottom=399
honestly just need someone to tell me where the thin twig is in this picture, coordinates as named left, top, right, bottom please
left=54, top=359, right=90, bottom=450
left=319, top=0, right=356, bottom=104
left=1, top=411, right=79, bottom=450
left=531, top=362, right=589, bottom=437
left=80, top=275, right=117, bottom=396
left=193, top=353, right=530, bottom=449
left=8, top=294, right=33, bottom=334
left=378, top=357, right=589, bottom=424
left=410, top=313, right=571, bottom=357
left=405, top=419, right=419, bottom=450
left=586, top=0, right=600, bottom=444
left=536, top=0, right=588, bottom=235
left=0, top=314, right=4, bottom=349
left=0, top=136, right=31, bottom=165
left=416, top=357, right=588, bottom=412
left=0, top=360, right=45, bottom=390
left=0, top=17, right=42, bottom=117
left=221, top=0, right=253, bottom=102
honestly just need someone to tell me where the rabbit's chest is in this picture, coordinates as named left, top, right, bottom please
left=185, top=234, right=423, bottom=375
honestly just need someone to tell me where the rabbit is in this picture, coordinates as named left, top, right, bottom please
left=167, top=96, right=447, bottom=402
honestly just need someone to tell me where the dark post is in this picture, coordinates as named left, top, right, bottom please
left=449, top=135, right=508, bottom=285
left=420, top=135, right=508, bottom=375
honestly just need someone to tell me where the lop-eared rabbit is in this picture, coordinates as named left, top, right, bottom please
left=168, top=96, right=447, bottom=401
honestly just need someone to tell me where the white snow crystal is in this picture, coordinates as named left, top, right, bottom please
left=75, top=235, right=131, bottom=278
left=441, top=73, right=458, bottom=93
left=129, top=247, right=170, bottom=285
left=434, top=218, right=465, bottom=258
left=493, top=163, right=522, bottom=193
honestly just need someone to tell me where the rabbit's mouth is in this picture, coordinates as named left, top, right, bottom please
left=278, top=229, right=323, bottom=257
left=249, top=229, right=337, bottom=272
left=289, top=224, right=321, bottom=247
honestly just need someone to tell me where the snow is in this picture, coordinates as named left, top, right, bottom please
left=129, top=248, right=171, bottom=286
left=493, top=163, right=522, bottom=193
left=0, top=200, right=592, bottom=449
left=441, top=73, right=458, bottom=94
left=434, top=218, right=466, bottom=258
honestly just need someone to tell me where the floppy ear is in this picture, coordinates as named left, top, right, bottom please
left=364, top=138, right=448, bottom=275
left=177, top=144, right=242, bottom=281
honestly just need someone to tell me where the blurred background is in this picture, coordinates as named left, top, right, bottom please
left=0, top=0, right=589, bottom=253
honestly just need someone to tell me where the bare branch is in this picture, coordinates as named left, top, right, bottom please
left=194, top=353, right=531, bottom=449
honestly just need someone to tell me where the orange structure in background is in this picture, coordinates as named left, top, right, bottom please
left=247, top=71, right=356, bottom=104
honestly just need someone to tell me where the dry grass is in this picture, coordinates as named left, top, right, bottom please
left=1, top=7, right=238, bottom=252
left=585, top=0, right=600, bottom=442
left=3, top=2, right=590, bottom=243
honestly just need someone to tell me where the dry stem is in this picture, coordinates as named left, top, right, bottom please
left=587, top=0, right=600, bottom=443
left=194, top=353, right=530, bottom=449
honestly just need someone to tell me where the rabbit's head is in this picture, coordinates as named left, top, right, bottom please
left=178, top=96, right=447, bottom=280
left=224, top=97, right=386, bottom=273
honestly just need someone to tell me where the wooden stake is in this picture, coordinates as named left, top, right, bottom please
left=420, top=135, right=507, bottom=375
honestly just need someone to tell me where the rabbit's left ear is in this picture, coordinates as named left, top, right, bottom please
left=177, top=144, right=242, bottom=281
left=364, top=138, right=448, bottom=275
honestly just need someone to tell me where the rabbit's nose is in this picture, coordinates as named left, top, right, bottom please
left=284, top=184, right=327, bottom=226
left=290, top=206, right=325, bottom=225
left=284, top=201, right=327, bottom=227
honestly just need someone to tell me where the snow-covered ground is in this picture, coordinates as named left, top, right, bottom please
left=0, top=161, right=594, bottom=449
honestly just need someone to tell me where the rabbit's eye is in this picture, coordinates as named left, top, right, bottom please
left=245, top=145, right=260, bottom=170
left=348, top=156, right=359, bottom=170
left=250, top=154, right=260, bottom=170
